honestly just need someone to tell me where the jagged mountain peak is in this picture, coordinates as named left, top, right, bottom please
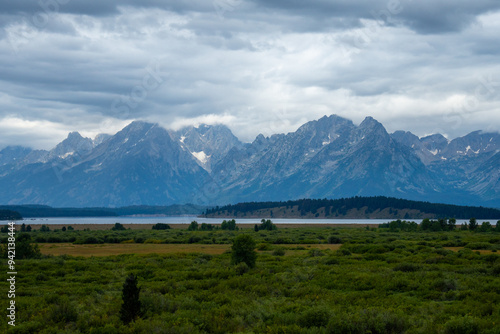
left=49, top=131, right=93, bottom=160
left=356, top=116, right=390, bottom=146
left=175, top=123, right=243, bottom=172
left=252, top=133, right=268, bottom=146
left=122, top=120, right=157, bottom=133
left=359, top=116, right=384, bottom=129
left=420, top=133, right=449, bottom=156
left=110, top=121, right=166, bottom=146
left=297, top=114, right=354, bottom=133
left=443, top=130, right=500, bottom=158
left=421, top=133, right=448, bottom=142
left=392, top=131, right=420, bottom=143
left=67, top=131, right=84, bottom=139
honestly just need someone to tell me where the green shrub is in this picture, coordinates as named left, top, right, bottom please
left=465, top=242, right=492, bottom=250
left=336, top=248, right=351, bottom=256
left=257, top=243, right=271, bottom=251
left=152, top=223, right=171, bottom=230
left=444, top=316, right=479, bottom=334
left=393, top=263, right=420, bottom=272
left=273, top=248, right=286, bottom=256
left=188, top=235, right=201, bottom=244
left=83, top=236, right=102, bottom=244
left=299, top=307, right=330, bottom=328
left=328, top=236, right=342, bottom=244
left=49, top=296, right=78, bottom=323
left=328, top=309, right=408, bottom=334
left=309, top=249, right=325, bottom=257
left=324, top=257, right=339, bottom=265
left=235, top=262, right=249, bottom=275
left=492, top=265, right=500, bottom=275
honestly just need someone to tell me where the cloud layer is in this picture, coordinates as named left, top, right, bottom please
left=1, top=0, right=500, bottom=149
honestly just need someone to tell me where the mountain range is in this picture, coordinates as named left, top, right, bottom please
left=0, top=115, right=498, bottom=208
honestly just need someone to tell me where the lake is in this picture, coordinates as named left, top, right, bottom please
left=10, top=216, right=497, bottom=226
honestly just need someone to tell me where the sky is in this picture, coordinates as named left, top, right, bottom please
left=1, top=0, right=500, bottom=149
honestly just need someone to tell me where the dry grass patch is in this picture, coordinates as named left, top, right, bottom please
left=287, top=244, right=342, bottom=250
left=444, top=247, right=496, bottom=255
left=39, top=243, right=230, bottom=257
left=39, top=243, right=342, bottom=257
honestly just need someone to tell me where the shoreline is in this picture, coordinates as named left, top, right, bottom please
left=7, top=223, right=381, bottom=231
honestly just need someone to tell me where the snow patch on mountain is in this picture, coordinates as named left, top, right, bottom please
left=192, top=151, right=209, bottom=164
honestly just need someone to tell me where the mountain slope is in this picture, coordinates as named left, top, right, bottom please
left=211, top=116, right=440, bottom=204
left=0, top=115, right=498, bottom=208
left=0, top=122, right=211, bottom=206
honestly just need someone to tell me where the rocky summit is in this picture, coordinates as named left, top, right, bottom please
left=0, top=115, right=498, bottom=207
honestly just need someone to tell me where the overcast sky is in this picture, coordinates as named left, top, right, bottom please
left=1, top=0, right=500, bottom=149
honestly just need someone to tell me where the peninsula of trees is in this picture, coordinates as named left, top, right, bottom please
left=203, top=196, right=500, bottom=219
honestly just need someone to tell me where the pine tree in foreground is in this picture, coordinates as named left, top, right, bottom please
left=120, top=274, right=141, bottom=324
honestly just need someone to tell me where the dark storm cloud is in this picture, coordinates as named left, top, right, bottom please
left=252, top=0, right=500, bottom=34
left=0, top=0, right=213, bottom=17
left=0, top=0, right=499, bottom=148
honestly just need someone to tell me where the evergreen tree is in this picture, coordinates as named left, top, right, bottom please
left=231, top=235, right=257, bottom=268
left=479, top=221, right=492, bottom=232
left=2, top=234, right=40, bottom=259
left=188, top=221, right=199, bottom=231
left=447, top=218, right=457, bottom=231
left=468, top=218, right=478, bottom=231
left=120, top=274, right=141, bottom=324
left=221, top=220, right=228, bottom=230
left=227, top=219, right=237, bottom=230
left=112, top=223, right=126, bottom=231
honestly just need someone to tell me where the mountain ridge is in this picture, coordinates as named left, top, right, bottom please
left=0, top=115, right=498, bottom=208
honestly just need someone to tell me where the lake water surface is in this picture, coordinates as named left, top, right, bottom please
left=13, top=216, right=496, bottom=226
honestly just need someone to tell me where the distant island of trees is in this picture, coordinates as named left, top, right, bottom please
left=0, top=209, right=22, bottom=221
left=203, top=196, right=500, bottom=220
left=0, top=204, right=205, bottom=218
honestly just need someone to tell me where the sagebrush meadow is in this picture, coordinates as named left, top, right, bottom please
left=2, top=221, right=500, bottom=333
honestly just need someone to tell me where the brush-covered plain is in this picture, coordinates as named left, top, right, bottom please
left=2, top=225, right=500, bottom=334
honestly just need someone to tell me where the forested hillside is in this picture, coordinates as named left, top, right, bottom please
left=204, top=197, right=500, bottom=219
left=0, top=209, right=22, bottom=220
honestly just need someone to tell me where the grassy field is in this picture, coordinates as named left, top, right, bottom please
left=39, top=243, right=342, bottom=257
left=39, top=243, right=231, bottom=256
left=2, top=224, right=500, bottom=333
